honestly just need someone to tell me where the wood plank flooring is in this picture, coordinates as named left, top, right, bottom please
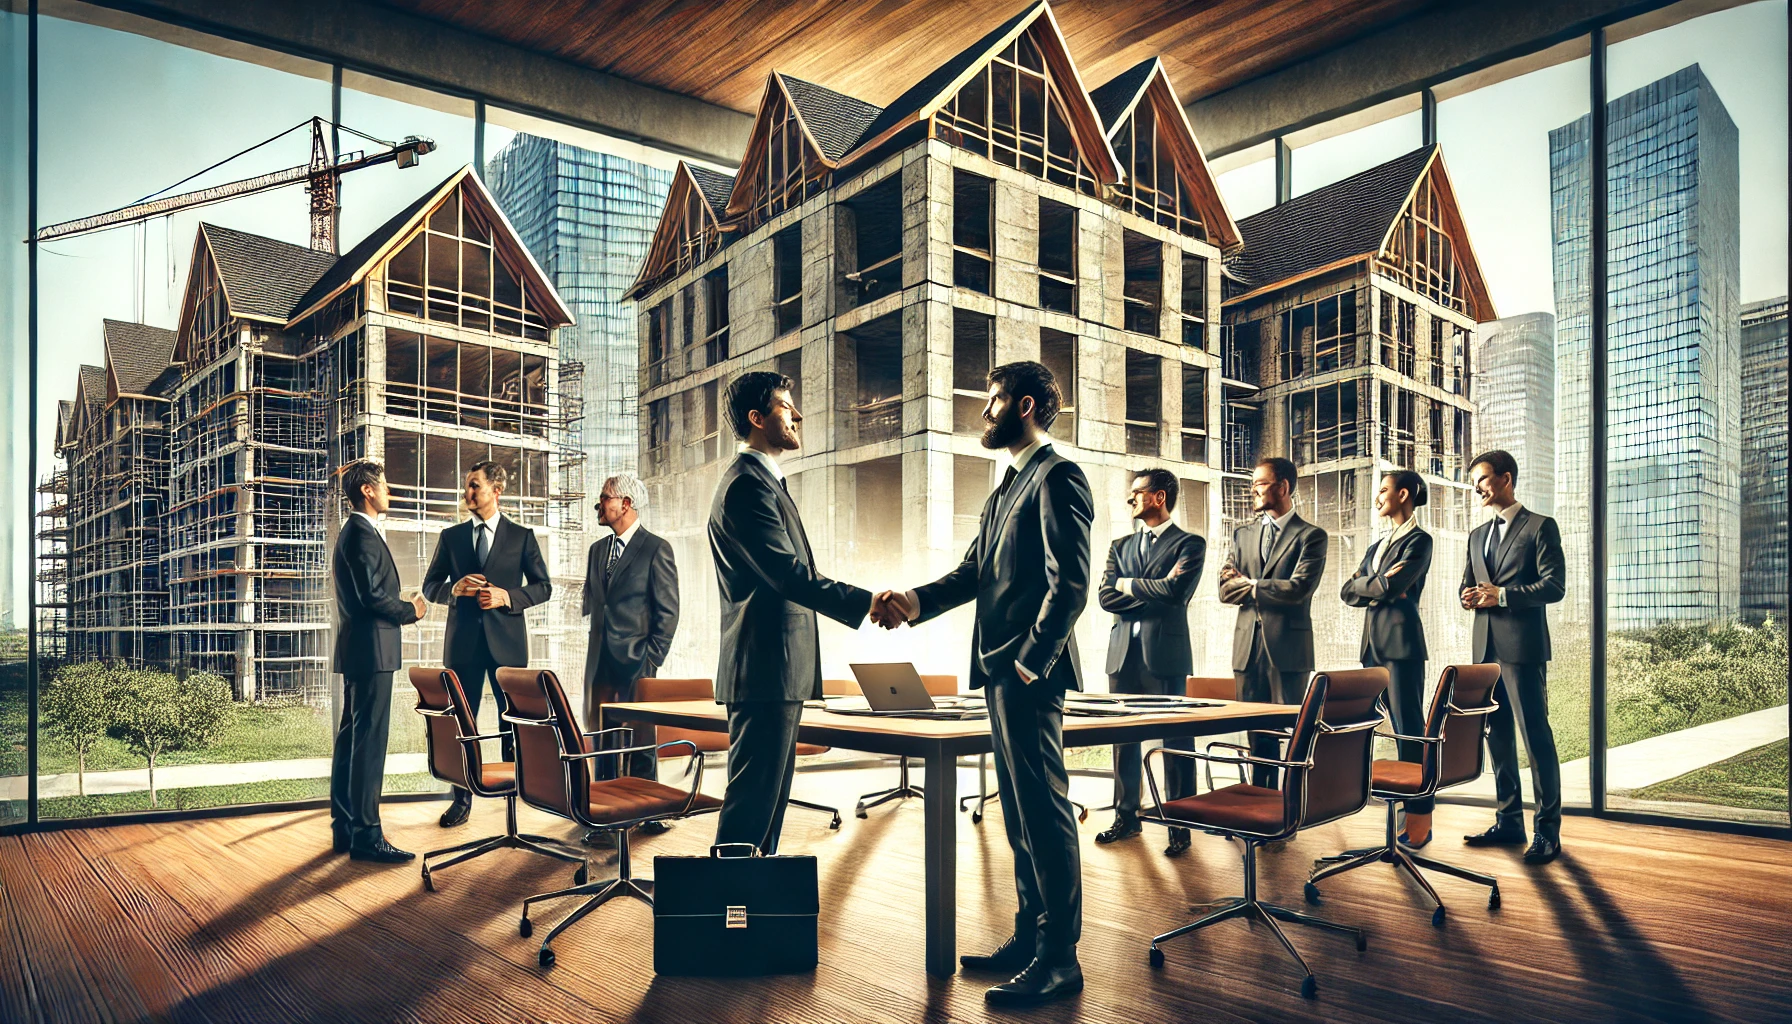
left=2, top=768, right=1790, bottom=1023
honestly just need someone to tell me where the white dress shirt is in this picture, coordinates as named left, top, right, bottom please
left=352, top=509, right=385, bottom=538
left=738, top=443, right=785, bottom=482
left=1118, top=518, right=1177, bottom=636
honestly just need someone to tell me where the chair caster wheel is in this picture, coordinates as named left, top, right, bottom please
left=1148, top=946, right=1164, bottom=968
left=574, top=866, right=588, bottom=886
left=1303, top=882, right=1322, bottom=905
left=1432, top=905, right=1446, bottom=928
left=422, top=873, right=435, bottom=893
left=854, top=809, right=868, bottom=820
left=971, top=811, right=983, bottom=825
left=829, top=814, right=842, bottom=830
left=538, top=947, right=555, bottom=969
left=1355, top=932, right=1367, bottom=952
left=519, top=918, right=533, bottom=938
left=1301, top=976, right=1318, bottom=999
left=1489, top=889, right=1501, bottom=911
left=1077, top=807, right=1089, bottom=823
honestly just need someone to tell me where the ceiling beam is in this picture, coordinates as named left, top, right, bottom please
left=61, top=0, right=753, bottom=167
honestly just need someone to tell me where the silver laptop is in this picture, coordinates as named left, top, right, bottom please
left=849, top=663, right=938, bottom=712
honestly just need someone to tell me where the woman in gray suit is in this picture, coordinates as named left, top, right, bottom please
left=1340, top=469, right=1434, bottom=847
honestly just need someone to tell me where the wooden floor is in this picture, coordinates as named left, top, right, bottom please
left=2, top=767, right=1790, bottom=1024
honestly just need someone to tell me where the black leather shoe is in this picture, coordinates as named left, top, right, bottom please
left=1464, top=823, right=1528, bottom=847
left=1164, top=828, right=1191, bottom=857
left=635, top=819, right=674, bottom=836
left=349, top=837, right=416, bottom=864
left=960, top=934, right=1036, bottom=973
left=985, top=956, right=1084, bottom=1006
left=581, top=829, right=617, bottom=848
left=438, top=791, right=472, bottom=828
left=1094, top=815, right=1142, bottom=844
left=1523, top=834, right=1561, bottom=864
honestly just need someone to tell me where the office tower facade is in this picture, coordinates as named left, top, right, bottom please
left=1550, top=65, right=1741, bottom=631
left=1741, top=296, right=1788, bottom=625
left=1473, top=312, right=1555, bottom=516
left=486, top=134, right=673, bottom=514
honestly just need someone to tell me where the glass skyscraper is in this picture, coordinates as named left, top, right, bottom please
left=486, top=135, right=673, bottom=514
left=1741, top=296, right=1788, bottom=625
left=1473, top=311, right=1556, bottom=516
left=1550, top=65, right=1741, bottom=630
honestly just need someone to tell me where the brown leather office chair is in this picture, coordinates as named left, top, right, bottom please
left=1306, top=664, right=1503, bottom=924
left=495, top=667, right=721, bottom=969
left=1186, top=675, right=1247, bottom=795
left=633, top=677, right=841, bottom=829
left=1141, top=667, right=1388, bottom=999
left=408, top=667, right=588, bottom=892
left=855, top=674, right=958, bottom=818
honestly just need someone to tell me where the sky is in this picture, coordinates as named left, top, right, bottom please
left=0, top=2, right=1787, bottom=619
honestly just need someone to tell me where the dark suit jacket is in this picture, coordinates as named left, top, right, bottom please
left=1097, top=524, right=1205, bottom=678
left=1220, top=513, right=1328, bottom=673
left=1340, top=526, right=1432, bottom=663
left=420, top=514, right=553, bottom=667
left=1461, top=507, right=1566, bottom=664
left=709, top=454, right=871, bottom=703
left=913, top=445, right=1094, bottom=691
left=582, top=525, right=679, bottom=690
left=333, top=514, right=420, bottom=675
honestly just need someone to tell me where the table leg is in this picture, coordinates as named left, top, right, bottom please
left=923, top=743, right=957, bottom=976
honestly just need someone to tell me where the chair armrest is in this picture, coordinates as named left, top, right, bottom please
left=1446, top=702, right=1499, bottom=718
left=415, top=705, right=456, bottom=718
left=583, top=726, right=636, bottom=741
left=456, top=732, right=508, bottom=744
left=1206, top=740, right=1251, bottom=755
left=1316, top=716, right=1384, bottom=736
left=1375, top=730, right=1443, bottom=744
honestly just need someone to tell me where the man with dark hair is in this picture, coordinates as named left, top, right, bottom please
left=875, top=359, right=1093, bottom=1006
left=1218, top=456, right=1328, bottom=787
left=709, top=371, right=873, bottom=857
left=1095, top=468, right=1204, bottom=856
left=420, top=459, right=553, bottom=828
left=1460, top=450, right=1567, bottom=864
left=331, top=459, right=427, bottom=862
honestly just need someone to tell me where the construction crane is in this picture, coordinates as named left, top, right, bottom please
left=31, top=117, right=434, bottom=254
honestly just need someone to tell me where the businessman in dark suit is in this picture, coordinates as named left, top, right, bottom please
left=709, top=371, right=873, bottom=858
left=330, top=459, right=427, bottom=863
left=876, top=360, right=1093, bottom=1007
left=1095, top=467, right=1204, bottom=856
left=1341, top=469, right=1435, bottom=846
left=583, top=471, right=679, bottom=793
left=420, top=460, right=553, bottom=827
left=1459, top=450, right=1567, bottom=865
left=1218, top=457, right=1327, bottom=788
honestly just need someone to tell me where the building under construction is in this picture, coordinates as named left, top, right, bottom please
left=40, top=165, right=585, bottom=704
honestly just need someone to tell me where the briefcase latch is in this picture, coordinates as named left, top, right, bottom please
left=725, top=906, right=748, bottom=929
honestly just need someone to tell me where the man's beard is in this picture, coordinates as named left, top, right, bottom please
left=980, top=403, right=1025, bottom=450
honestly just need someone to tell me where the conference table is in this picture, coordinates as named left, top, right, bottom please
left=601, top=696, right=1298, bottom=976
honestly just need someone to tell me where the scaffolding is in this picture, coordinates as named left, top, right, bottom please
left=35, top=468, right=70, bottom=664
left=65, top=391, right=172, bottom=667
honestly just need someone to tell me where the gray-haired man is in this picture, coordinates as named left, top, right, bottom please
left=583, top=473, right=680, bottom=793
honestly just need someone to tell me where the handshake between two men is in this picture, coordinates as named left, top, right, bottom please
left=868, top=589, right=916, bottom=630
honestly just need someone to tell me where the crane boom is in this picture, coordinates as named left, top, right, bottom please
left=31, top=128, right=434, bottom=247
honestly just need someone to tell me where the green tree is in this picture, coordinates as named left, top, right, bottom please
left=110, top=670, right=233, bottom=808
left=40, top=662, right=118, bottom=797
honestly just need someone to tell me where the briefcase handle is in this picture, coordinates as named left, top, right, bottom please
left=710, top=843, right=761, bottom=859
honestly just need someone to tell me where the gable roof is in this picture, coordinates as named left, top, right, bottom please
left=838, top=1, right=1119, bottom=182
left=72, top=364, right=107, bottom=440
left=687, top=165, right=737, bottom=221
left=102, top=320, right=177, bottom=399
left=54, top=399, right=73, bottom=453
left=779, top=74, right=884, bottom=161
left=630, top=161, right=731, bottom=299
left=199, top=223, right=338, bottom=324
left=1089, top=57, right=1241, bottom=252
left=287, top=164, right=574, bottom=328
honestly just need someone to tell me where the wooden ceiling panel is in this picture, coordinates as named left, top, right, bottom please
left=380, top=0, right=1439, bottom=115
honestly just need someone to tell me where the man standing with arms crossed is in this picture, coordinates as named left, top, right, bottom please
left=331, top=459, right=427, bottom=862
left=875, top=360, right=1093, bottom=1007
left=1095, top=467, right=1204, bottom=857
left=1218, top=457, right=1327, bottom=788
left=420, top=460, right=554, bottom=828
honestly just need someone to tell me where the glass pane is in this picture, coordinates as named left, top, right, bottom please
left=1290, top=99, right=1423, bottom=197
left=1214, top=149, right=1275, bottom=219
left=1, top=5, right=25, bottom=825
left=1601, top=4, right=1788, bottom=825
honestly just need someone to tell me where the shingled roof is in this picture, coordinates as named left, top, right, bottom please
left=778, top=74, right=885, bottom=161
left=686, top=165, right=737, bottom=220
left=290, top=176, right=441, bottom=321
left=102, top=320, right=177, bottom=397
left=199, top=224, right=338, bottom=323
left=1089, top=57, right=1157, bottom=133
left=76, top=363, right=107, bottom=419
left=1227, top=145, right=1438, bottom=293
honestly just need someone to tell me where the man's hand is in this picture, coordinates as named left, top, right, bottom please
left=451, top=573, right=487, bottom=597
left=411, top=594, right=428, bottom=619
left=1218, top=577, right=1254, bottom=605
left=1386, top=561, right=1408, bottom=577
left=1463, top=582, right=1500, bottom=609
left=870, top=589, right=914, bottom=629
left=1218, top=564, right=1241, bottom=584
left=478, top=586, right=512, bottom=610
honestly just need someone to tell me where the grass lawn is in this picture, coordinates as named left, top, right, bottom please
left=37, top=771, right=447, bottom=820
left=1627, top=739, right=1788, bottom=813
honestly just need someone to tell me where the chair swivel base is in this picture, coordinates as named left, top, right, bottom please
left=421, top=832, right=587, bottom=892
left=957, top=788, right=1089, bottom=825
left=788, top=797, right=844, bottom=829
left=1306, top=802, right=1500, bottom=924
left=856, top=781, right=925, bottom=818
left=519, top=828, right=654, bottom=968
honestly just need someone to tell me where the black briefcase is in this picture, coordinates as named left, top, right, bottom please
left=653, top=844, right=819, bottom=976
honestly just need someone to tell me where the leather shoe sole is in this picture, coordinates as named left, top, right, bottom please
left=1523, top=838, right=1561, bottom=864
left=1163, top=830, right=1192, bottom=857
left=1094, top=821, right=1142, bottom=845
left=1464, top=827, right=1528, bottom=847
left=985, top=966, right=1084, bottom=1006
left=349, top=846, right=416, bottom=864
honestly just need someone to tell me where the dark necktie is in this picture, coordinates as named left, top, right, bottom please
left=779, top=476, right=791, bottom=496
left=998, top=465, right=1019, bottom=498
left=475, top=522, right=490, bottom=567
left=1259, top=520, right=1277, bottom=569
left=605, top=536, right=625, bottom=584
left=1486, top=519, right=1503, bottom=562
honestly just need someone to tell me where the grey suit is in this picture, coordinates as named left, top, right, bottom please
left=709, top=453, right=871, bottom=853
left=1221, top=512, right=1327, bottom=786
left=913, top=443, right=1092, bottom=958
left=1097, top=524, right=1204, bottom=814
left=1341, top=526, right=1433, bottom=812
left=582, top=525, right=679, bottom=779
left=1463, top=507, right=1567, bottom=840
